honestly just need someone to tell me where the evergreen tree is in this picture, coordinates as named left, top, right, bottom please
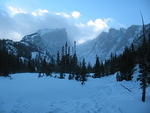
left=138, top=22, right=150, bottom=102
left=87, top=63, right=93, bottom=73
left=93, top=56, right=101, bottom=78
left=118, top=47, right=135, bottom=81
left=80, top=58, right=87, bottom=85
left=28, top=60, right=35, bottom=72
left=56, top=51, right=60, bottom=72
left=65, top=42, right=68, bottom=55
left=71, top=53, right=78, bottom=75
left=139, top=57, right=148, bottom=102
left=57, top=51, right=60, bottom=65
left=59, top=45, right=66, bottom=79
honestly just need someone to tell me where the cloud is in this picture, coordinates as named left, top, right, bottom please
left=55, top=12, right=71, bottom=18
left=0, top=6, right=112, bottom=43
left=55, top=11, right=80, bottom=19
left=31, top=9, right=49, bottom=16
left=87, top=18, right=111, bottom=31
left=77, top=39, right=86, bottom=44
left=71, top=11, right=80, bottom=19
left=8, top=6, right=27, bottom=15
left=75, top=18, right=111, bottom=44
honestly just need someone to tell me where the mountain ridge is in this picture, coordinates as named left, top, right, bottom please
left=77, top=24, right=150, bottom=63
left=0, top=24, right=150, bottom=64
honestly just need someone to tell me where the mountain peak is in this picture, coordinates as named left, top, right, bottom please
left=21, top=28, right=70, bottom=55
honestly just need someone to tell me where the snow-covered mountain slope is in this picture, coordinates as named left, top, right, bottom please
left=0, top=72, right=149, bottom=113
left=0, top=39, right=51, bottom=63
left=21, top=28, right=71, bottom=55
left=78, top=24, right=150, bottom=63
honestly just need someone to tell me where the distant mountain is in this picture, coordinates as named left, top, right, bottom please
left=21, top=28, right=71, bottom=56
left=78, top=24, right=150, bottom=64
left=1, top=24, right=149, bottom=64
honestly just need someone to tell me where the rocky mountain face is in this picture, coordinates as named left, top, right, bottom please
left=78, top=24, right=150, bottom=64
left=21, top=28, right=71, bottom=56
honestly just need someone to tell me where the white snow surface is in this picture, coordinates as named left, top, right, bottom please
left=0, top=73, right=150, bottom=113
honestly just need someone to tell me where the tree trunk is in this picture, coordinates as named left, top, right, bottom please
left=142, top=85, right=146, bottom=102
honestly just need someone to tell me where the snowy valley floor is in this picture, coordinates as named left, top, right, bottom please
left=0, top=73, right=150, bottom=113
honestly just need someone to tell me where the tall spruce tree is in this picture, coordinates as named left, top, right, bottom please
left=138, top=12, right=150, bottom=102
left=80, top=58, right=87, bottom=85
left=87, top=63, right=93, bottom=73
left=139, top=57, right=148, bottom=102
left=94, top=56, right=101, bottom=78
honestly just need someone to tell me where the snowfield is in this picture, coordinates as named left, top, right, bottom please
left=0, top=73, right=150, bottom=113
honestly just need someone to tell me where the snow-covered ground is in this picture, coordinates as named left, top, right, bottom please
left=0, top=73, right=150, bottom=113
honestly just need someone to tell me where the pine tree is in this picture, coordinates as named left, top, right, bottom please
left=139, top=58, right=148, bottom=102
left=72, top=53, right=78, bottom=75
left=146, top=40, right=150, bottom=84
left=87, top=63, right=92, bottom=73
left=59, top=45, right=66, bottom=79
left=138, top=12, right=149, bottom=102
left=28, top=59, right=35, bottom=72
left=65, top=41, right=68, bottom=55
left=57, top=51, right=60, bottom=65
left=80, top=58, right=87, bottom=85
left=56, top=51, right=60, bottom=72
left=93, top=55, right=101, bottom=78
left=119, top=47, right=135, bottom=81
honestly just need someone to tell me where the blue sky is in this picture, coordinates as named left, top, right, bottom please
left=0, top=0, right=150, bottom=43
left=1, top=0, right=149, bottom=26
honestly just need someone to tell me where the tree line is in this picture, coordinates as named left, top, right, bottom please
left=0, top=37, right=150, bottom=82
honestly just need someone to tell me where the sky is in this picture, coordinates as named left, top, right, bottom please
left=0, top=0, right=150, bottom=44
